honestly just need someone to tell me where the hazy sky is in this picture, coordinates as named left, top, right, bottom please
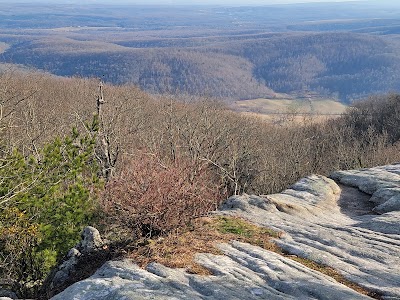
left=78, top=0, right=392, bottom=3
left=2, top=0, right=398, bottom=5
left=104, top=0, right=361, bottom=3
left=121, top=0, right=356, bottom=3
left=71, top=0, right=363, bottom=3
left=78, top=0, right=398, bottom=6
left=0, top=0, right=372, bottom=4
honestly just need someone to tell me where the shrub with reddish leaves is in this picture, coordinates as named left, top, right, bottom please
left=102, top=152, right=224, bottom=238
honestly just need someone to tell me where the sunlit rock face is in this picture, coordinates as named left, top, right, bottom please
left=52, top=164, right=400, bottom=300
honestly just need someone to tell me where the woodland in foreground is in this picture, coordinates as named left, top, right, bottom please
left=0, top=69, right=399, bottom=298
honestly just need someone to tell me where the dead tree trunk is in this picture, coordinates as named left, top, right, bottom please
left=96, top=80, right=118, bottom=181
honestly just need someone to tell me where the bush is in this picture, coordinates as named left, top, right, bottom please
left=0, top=127, right=101, bottom=297
left=345, top=94, right=400, bottom=143
left=102, top=152, right=224, bottom=238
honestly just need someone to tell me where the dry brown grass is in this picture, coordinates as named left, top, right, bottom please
left=283, top=255, right=382, bottom=299
left=239, top=111, right=339, bottom=124
left=233, top=98, right=347, bottom=113
left=127, top=216, right=282, bottom=275
left=125, top=216, right=382, bottom=299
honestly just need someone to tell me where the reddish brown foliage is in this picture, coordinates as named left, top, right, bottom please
left=102, top=152, right=224, bottom=238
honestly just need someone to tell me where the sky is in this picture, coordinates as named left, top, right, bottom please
left=73, top=0, right=398, bottom=6
left=75, top=0, right=393, bottom=3
left=2, top=0, right=398, bottom=5
left=0, top=0, right=366, bottom=3
left=102, top=0, right=360, bottom=3
left=73, top=0, right=361, bottom=3
left=115, top=0, right=358, bottom=3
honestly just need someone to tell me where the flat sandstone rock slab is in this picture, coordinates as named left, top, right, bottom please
left=51, top=243, right=371, bottom=300
left=52, top=164, right=400, bottom=299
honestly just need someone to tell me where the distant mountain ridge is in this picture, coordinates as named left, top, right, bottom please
left=1, top=2, right=400, bottom=102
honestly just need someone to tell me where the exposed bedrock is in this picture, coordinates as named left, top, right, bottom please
left=51, top=164, right=400, bottom=300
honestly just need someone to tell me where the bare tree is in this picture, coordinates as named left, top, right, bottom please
left=95, top=80, right=119, bottom=181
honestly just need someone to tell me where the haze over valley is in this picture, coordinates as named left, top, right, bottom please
left=1, top=1, right=400, bottom=109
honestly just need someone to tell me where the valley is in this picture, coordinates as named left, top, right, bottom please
left=1, top=1, right=400, bottom=105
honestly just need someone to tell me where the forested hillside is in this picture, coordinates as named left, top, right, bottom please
left=1, top=2, right=400, bottom=102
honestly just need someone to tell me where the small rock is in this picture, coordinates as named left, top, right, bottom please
left=370, top=188, right=400, bottom=205
left=79, top=226, right=103, bottom=252
left=41, top=226, right=109, bottom=299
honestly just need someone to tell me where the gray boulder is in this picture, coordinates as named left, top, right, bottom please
left=370, top=187, right=400, bottom=205
left=41, top=226, right=109, bottom=299
left=331, top=164, right=400, bottom=214
left=80, top=226, right=104, bottom=251
left=330, top=164, right=400, bottom=195
left=0, top=290, right=16, bottom=299
left=220, top=166, right=400, bottom=299
left=373, top=194, right=400, bottom=214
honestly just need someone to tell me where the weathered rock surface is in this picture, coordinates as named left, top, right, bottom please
left=221, top=164, right=400, bottom=299
left=0, top=289, right=16, bottom=299
left=51, top=164, right=400, bottom=300
left=331, top=164, right=400, bottom=213
left=52, top=243, right=370, bottom=300
left=0, top=293, right=15, bottom=300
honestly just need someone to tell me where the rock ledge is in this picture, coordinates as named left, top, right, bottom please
left=51, top=165, right=400, bottom=300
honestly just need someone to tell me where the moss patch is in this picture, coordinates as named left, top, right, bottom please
left=217, top=216, right=281, bottom=239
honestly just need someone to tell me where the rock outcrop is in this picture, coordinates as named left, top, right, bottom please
left=0, top=291, right=16, bottom=300
left=41, top=226, right=110, bottom=299
left=50, top=164, right=400, bottom=300
left=331, top=165, right=400, bottom=214
left=51, top=244, right=371, bottom=300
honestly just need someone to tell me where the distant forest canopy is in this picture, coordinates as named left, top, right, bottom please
left=1, top=2, right=400, bottom=102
